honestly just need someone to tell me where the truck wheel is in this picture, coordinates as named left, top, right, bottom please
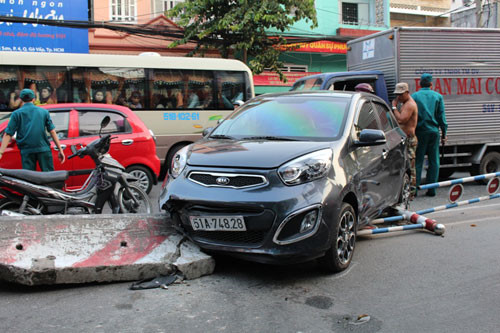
left=319, top=202, right=357, bottom=273
left=473, top=152, right=500, bottom=184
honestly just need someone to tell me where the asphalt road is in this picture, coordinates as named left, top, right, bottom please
left=1, top=173, right=500, bottom=333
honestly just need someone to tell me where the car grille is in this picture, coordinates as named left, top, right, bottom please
left=188, top=172, right=267, bottom=188
left=190, top=230, right=267, bottom=245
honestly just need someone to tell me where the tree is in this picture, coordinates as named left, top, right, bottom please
left=166, top=0, right=317, bottom=81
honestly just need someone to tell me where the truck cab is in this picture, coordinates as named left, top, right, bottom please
left=290, top=70, right=390, bottom=105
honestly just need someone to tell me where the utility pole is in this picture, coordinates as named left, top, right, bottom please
left=475, top=0, right=482, bottom=27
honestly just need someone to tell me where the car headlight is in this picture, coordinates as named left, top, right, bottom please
left=171, top=146, right=189, bottom=179
left=278, top=149, right=333, bottom=185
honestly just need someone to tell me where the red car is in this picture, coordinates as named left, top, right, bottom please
left=0, top=103, right=160, bottom=193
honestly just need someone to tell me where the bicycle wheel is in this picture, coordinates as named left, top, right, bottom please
left=117, top=184, right=153, bottom=214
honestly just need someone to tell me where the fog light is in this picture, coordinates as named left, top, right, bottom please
left=300, top=210, right=318, bottom=233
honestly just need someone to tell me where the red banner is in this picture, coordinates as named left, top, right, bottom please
left=254, top=72, right=321, bottom=86
left=277, top=40, right=347, bottom=54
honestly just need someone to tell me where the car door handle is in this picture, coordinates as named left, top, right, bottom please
left=121, top=139, right=133, bottom=146
left=54, top=144, right=66, bottom=151
left=382, top=149, right=388, bottom=159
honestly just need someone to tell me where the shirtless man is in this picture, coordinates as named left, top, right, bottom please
left=391, top=82, right=418, bottom=199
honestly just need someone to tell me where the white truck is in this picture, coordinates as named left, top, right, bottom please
left=347, top=27, right=500, bottom=179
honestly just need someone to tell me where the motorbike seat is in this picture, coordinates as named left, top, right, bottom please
left=0, top=168, right=69, bottom=185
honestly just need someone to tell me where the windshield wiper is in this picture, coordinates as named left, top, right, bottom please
left=241, top=136, right=299, bottom=141
left=209, top=134, right=235, bottom=140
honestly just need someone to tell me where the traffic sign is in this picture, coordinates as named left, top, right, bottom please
left=487, top=177, right=500, bottom=195
left=448, top=184, right=464, bottom=203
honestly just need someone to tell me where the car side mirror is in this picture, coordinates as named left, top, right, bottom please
left=202, top=127, right=214, bottom=137
left=354, top=129, right=386, bottom=146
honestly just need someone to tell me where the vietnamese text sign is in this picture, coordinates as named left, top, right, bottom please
left=277, top=40, right=347, bottom=54
left=0, top=0, right=89, bottom=53
left=254, top=72, right=321, bottom=86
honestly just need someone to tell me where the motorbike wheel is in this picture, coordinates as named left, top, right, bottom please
left=117, top=184, right=153, bottom=214
left=0, top=198, right=40, bottom=215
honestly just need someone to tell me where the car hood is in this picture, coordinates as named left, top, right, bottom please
left=187, top=140, right=331, bottom=168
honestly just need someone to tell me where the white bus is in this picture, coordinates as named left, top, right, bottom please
left=0, top=51, right=254, bottom=178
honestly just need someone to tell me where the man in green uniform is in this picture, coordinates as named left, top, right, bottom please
left=0, top=89, right=65, bottom=171
left=412, top=73, right=448, bottom=197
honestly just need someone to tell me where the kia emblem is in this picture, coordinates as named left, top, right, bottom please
left=216, top=176, right=230, bottom=185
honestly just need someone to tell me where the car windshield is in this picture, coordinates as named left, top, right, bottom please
left=290, top=78, right=324, bottom=91
left=210, top=96, right=350, bottom=141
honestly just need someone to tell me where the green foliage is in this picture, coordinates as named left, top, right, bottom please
left=166, top=0, right=317, bottom=81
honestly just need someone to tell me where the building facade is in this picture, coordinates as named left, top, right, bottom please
left=255, top=0, right=391, bottom=94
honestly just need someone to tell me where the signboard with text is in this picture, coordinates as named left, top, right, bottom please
left=277, top=40, right=347, bottom=54
left=0, top=0, right=89, bottom=53
left=254, top=72, right=321, bottom=87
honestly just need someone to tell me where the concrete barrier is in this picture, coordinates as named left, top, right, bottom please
left=0, top=214, right=215, bottom=286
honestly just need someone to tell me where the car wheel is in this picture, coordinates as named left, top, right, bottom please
left=126, top=165, right=153, bottom=194
left=396, top=172, right=411, bottom=210
left=319, top=202, right=357, bottom=273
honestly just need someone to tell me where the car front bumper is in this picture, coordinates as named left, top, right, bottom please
left=159, top=166, right=343, bottom=264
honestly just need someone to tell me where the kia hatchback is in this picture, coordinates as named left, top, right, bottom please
left=159, top=91, right=410, bottom=271
left=0, top=104, right=160, bottom=193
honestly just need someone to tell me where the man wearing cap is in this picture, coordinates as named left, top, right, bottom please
left=412, top=73, right=448, bottom=197
left=0, top=88, right=65, bottom=171
left=392, top=82, right=418, bottom=199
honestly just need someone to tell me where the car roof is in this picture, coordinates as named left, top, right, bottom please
left=40, top=103, right=132, bottom=117
left=293, top=70, right=384, bottom=82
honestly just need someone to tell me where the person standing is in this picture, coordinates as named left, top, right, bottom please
left=391, top=82, right=418, bottom=199
left=412, top=73, right=447, bottom=197
left=0, top=89, right=65, bottom=171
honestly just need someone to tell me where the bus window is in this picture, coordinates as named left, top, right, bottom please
left=151, top=69, right=185, bottom=109
left=0, top=65, right=68, bottom=109
left=216, top=71, right=246, bottom=110
left=70, top=67, right=146, bottom=108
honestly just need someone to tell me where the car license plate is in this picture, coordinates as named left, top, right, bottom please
left=189, top=216, right=246, bottom=231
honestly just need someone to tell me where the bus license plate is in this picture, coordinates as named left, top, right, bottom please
left=190, top=216, right=246, bottom=231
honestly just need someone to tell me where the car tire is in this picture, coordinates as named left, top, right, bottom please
left=126, top=165, right=154, bottom=194
left=319, top=202, right=357, bottom=273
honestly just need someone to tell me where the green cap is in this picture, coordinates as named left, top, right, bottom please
left=420, top=73, right=433, bottom=86
left=19, top=88, right=35, bottom=100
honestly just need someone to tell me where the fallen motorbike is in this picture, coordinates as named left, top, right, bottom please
left=0, top=116, right=152, bottom=215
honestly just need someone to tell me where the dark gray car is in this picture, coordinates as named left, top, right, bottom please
left=159, top=91, right=410, bottom=272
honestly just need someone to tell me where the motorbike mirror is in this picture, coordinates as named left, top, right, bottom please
left=100, top=116, right=111, bottom=129
left=99, top=116, right=111, bottom=137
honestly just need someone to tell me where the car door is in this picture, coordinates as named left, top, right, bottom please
left=352, top=100, right=388, bottom=219
left=372, top=100, right=407, bottom=205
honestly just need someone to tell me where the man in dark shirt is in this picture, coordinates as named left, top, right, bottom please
left=0, top=89, right=65, bottom=171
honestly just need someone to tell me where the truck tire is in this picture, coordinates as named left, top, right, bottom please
left=472, top=152, right=500, bottom=184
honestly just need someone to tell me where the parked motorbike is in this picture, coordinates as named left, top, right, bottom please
left=0, top=116, right=152, bottom=215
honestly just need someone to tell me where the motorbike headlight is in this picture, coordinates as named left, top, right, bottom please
left=170, top=146, right=189, bottom=179
left=278, top=149, right=333, bottom=185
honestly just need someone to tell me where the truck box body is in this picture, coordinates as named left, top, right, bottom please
left=347, top=27, right=500, bottom=175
